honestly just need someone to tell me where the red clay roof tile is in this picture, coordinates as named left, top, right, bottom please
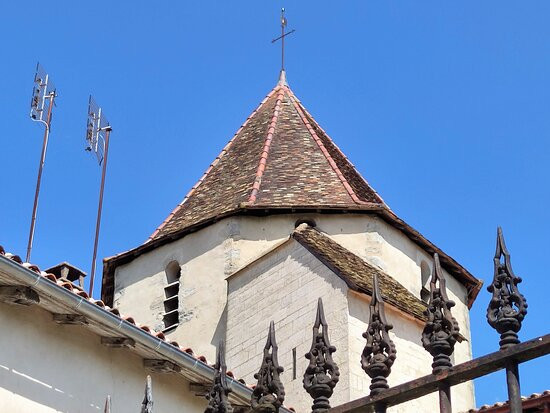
left=149, top=73, right=385, bottom=241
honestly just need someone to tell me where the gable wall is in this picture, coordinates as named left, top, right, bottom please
left=226, top=240, right=475, bottom=413
left=0, top=300, right=205, bottom=413
left=226, top=240, right=351, bottom=412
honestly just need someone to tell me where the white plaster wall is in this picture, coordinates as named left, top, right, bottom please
left=0, top=301, right=206, bottom=413
left=226, top=240, right=350, bottom=412
left=114, top=216, right=297, bottom=360
left=312, top=214, right=474, bottom=387
left=113, top=213, right=473, bottom=368
left=347, top=291, right=475, bottom=413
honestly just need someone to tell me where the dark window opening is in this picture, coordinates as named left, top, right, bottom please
left=292, top=347, right=297, bottom=380
left=163, top=261, right=181, bottom=331
left=163, top=311, right=179, bottom=333
left=295, top=218, right=316, bottom=228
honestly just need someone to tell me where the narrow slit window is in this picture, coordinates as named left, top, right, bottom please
left=163, top=261, right=181, bottom=332
left=292, top=347, right=297, bottom=380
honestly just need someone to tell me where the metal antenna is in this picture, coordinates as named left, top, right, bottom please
left=271, top=8, right=295, bottom=72
left=85, top=95, right=112, bottom=297
left=26, top=63, right=57, bottom=262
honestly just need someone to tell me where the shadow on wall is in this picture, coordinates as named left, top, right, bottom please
left=212, top=303, right=227, bottom=348
left=0, top=361, right=112, bottom=411
left=348, top=292, right=425, bottom=350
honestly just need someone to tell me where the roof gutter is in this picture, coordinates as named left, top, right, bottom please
left=0, top=255, right=276, bottom=410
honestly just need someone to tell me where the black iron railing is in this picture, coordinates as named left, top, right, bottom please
left=103, top=227, right=549, bottom=413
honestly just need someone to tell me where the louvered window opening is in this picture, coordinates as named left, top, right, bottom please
left=163, top=261, right=181, bottom=332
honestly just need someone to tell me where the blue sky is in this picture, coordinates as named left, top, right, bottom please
left=1, top=1, right=548, bottom=407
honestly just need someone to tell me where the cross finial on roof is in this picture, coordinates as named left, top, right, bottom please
left=271, top=8, right=295, bottom=74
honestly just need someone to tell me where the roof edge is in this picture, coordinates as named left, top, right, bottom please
left=102, top=205, right=481, bottom=308
left=290, top=91, right=388, bottom=206
left=225, top=225, right=426, bottom=322
left=286, top=89, right=366, bottom=205
left=148, top=84, right=283, bottom=242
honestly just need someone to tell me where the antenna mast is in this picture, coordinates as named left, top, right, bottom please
left=26, top=63, right=57, bottom=262
left=85, top=96, right=112, bottom=296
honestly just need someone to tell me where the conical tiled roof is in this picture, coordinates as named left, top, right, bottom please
left=149, top=71, right=386, bottom=241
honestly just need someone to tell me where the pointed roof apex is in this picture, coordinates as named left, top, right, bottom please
left=278, top=70, right=288, bottom=86
left=147, top=80, right=387, bottom=242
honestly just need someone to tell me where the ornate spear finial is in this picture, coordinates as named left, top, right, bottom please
left=487, top=227, right=528, bottom=349
left=361, top=273, right=396, bottom=395
left=422, top=253, right=460, bottom=374
left=141, top=375, right=153, bottom=413
left=104, top=395, right=111, bottom=413
left=205, top=340, right=234, bottom=413
left=304, top=298, right=340, bottom=413
left=252, top=321, right=285, bottom=413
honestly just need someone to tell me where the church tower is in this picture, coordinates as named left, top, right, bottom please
left=102, top=70, right=481, bottom=412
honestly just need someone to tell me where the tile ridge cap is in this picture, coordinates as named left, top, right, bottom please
left=286, top=89, right=369, bottom=205
left=248, top=87, right=286, bottom=203
left=147, top=86, right=281, bottom=242
left=295, top=99, right=388, bottom=206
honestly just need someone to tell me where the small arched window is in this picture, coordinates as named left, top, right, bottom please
left=420, top=261, right=431, bottom=303
left=163, top=261, right=181, bottom=332
left=294, top=218, right=316, bottom=228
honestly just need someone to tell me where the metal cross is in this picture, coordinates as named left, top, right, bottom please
left=271, top=8, right=295, bottom=71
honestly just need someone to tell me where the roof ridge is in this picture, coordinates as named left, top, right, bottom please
left=248, top=87, right=286, bottom=203
left=147, top=86, right=282, bottom=242
left=293, top=95, right=387, bottom=206
left=286, top=87, right=368, bottom=205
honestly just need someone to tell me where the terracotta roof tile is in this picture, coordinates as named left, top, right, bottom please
left=463, top=390, right=550, bottom=412
left=149, top=74, right=385, bottom=241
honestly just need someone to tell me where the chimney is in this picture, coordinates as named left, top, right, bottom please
left=44, top=262, right=87, bottom=287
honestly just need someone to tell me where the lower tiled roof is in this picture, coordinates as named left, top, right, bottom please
left=463, top=390, right=550, bottom=412
left=291, top=224, right=428, bottom=321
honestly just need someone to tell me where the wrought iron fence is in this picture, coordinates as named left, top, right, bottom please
left=104, top=227, right=549, bottom=413
left=228, top=226, right=548, bottom=413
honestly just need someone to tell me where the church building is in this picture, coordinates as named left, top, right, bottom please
left=99, top=70, right=483, bottom=412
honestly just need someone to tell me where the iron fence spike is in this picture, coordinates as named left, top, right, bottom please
left=251, top=321, right=285, bottom=413
left=304, top=298, right=340, bottom=412
left=362, top=273, right=396, bottom=396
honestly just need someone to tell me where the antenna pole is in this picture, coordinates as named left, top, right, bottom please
left=26, top=91, right=55, bottom=263
left=89, top=127, right=111, bottom=296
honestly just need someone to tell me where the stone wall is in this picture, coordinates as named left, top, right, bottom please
left=225, top=239, right=475, bottom=413
left=226, top=240, right=351, bottom=412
